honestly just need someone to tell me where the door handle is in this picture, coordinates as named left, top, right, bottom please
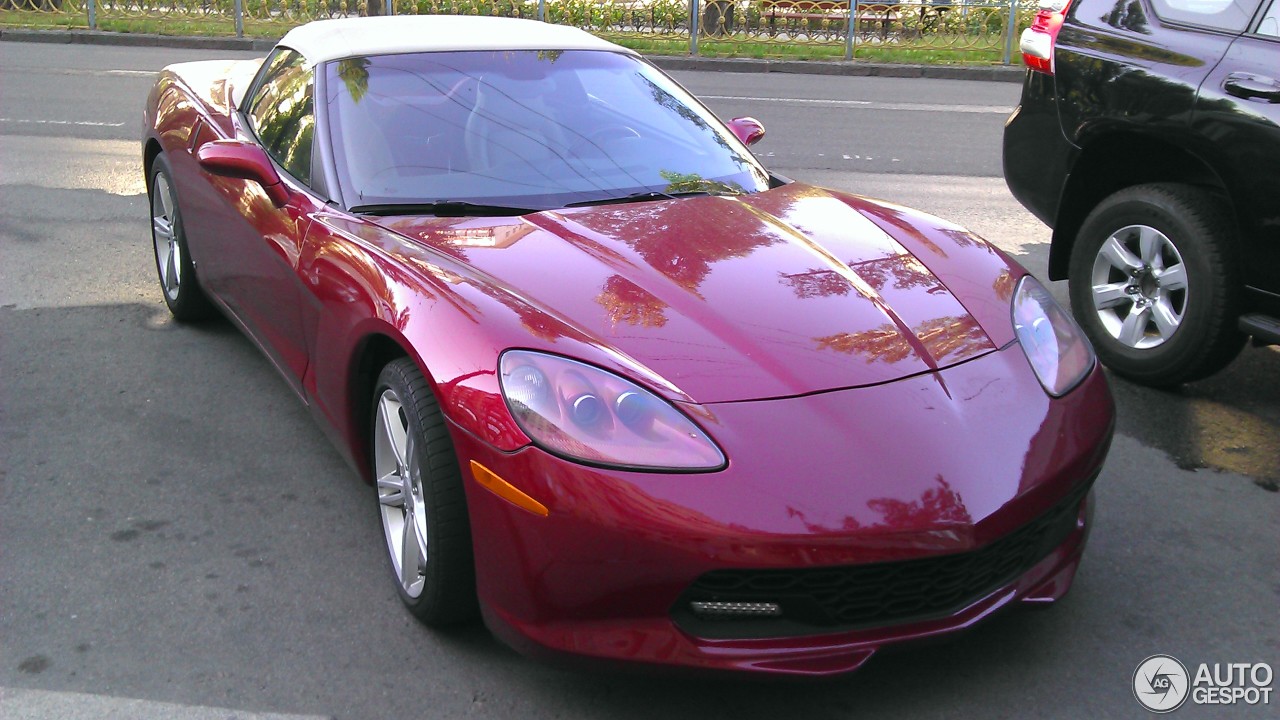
left=1224, top=73, right=1280, bottom=102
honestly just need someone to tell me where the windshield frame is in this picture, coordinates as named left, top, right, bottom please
left=320, top=49, right=773, bottom=214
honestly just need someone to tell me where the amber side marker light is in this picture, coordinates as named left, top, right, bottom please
left=470, top=460, right=549, bottom=517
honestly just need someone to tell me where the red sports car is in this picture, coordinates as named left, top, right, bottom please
left=143, top=15, right=1114, bottom=676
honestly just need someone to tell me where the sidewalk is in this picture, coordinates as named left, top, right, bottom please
left=0, top=27, right=1026, bottom=82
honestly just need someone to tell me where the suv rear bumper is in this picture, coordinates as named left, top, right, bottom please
left=1002, top=75, right=1075, bottom=232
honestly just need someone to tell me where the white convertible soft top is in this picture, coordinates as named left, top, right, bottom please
left=278, top=15, right=635, bottom=65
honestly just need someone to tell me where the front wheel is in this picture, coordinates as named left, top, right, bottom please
left=1068, top=183, right=1245, bottom=386
left=371, top=358, right=477, bottom=627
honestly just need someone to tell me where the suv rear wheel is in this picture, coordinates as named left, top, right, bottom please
left=1068, top=183, right=1246, bottom=387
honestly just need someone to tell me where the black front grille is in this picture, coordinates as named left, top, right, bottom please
left=673, top=479, right=1093, bottom=639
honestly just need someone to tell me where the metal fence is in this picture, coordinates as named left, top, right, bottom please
left=0, top=0, right=1033, bottom=62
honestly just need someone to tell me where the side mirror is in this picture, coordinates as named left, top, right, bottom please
left=196, top=139, right=290, bottom=208
left=727, top=117, right=766, bottom=147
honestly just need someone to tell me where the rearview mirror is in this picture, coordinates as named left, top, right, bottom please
left=196, top=140, right=290, bottom=208
left=727, top=117, right=766, bottom=147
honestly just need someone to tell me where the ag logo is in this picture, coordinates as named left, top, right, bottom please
left=1134, top=655, right=1190, bottom=713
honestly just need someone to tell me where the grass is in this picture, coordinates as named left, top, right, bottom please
left=612, top=35, right=1006, bottom=63
left=0, top=10, right=313, bottom=37
left=1, top=9, right=89, bottom=29
left=0, top=9, right=1013, bottom=64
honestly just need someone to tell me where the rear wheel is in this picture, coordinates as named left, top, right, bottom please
left=149, top=154, right=214, bottom=321
left=371, top=358, right=477, bottom=626
left=1068, top=183, right=1245, bottom=386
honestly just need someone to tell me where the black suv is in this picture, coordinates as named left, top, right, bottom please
left=1004, top=0, right=1279, bottom=386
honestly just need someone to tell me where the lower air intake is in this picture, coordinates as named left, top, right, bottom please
left=672, top=478, right=1093, bottom=639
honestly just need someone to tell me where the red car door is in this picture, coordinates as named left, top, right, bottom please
left=199, top=169, right=319, bottom=395
left=192, top=49, right=321, bottom=395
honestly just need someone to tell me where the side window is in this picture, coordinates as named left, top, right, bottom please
left=247, top=49, right=315, bottom=186
left=1259, top=0, right=1279, bottom=36
left=1148, top=0, right=1262, bottom=32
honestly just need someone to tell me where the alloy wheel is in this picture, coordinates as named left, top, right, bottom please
left=1089, top=224, right=1188, bottom=350
left=151, top=173, right=182, bottom=302
left=373, top=389, right=429, bottom=598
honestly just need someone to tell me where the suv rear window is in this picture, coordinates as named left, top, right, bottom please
left=1149, top=0, right=1262, bottom=32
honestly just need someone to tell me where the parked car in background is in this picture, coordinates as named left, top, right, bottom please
left=144, top=15, right=1115, bottom=675
left=1005, top=0, right=1280, bottom=386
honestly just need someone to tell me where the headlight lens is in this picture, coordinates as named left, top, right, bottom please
left=1012, top=275, right=1095, bottom=396
left=498, top=350, right=726, bottom=471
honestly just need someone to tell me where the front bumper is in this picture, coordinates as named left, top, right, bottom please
left=450, top=344, right=1114, bottom=676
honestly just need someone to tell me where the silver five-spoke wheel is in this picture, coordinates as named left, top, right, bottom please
left=151, top=172, right=183, bottom=302
left=1089, top=224, right=1188, bottom=349
left=147, top=153, right=213, bottom=320
left=374, top=388, right=429, bottom=598
left=371, top=357, right=477, bottom=626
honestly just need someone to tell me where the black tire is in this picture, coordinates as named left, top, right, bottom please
left=370, top=357, right=477, bottom=626
left=1067, top=183, right=1246, bottom=387
left=148, top=154, right=215, bottom=321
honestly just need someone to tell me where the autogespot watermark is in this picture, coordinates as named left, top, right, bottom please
left=1133, top=655, right=1274, bottom=713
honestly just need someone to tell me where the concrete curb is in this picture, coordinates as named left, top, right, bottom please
left=0, top=27, right=1026, bottom=82
left=650, top=55, right=1024, bottom=82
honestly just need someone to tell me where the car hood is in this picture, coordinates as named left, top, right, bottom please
left=377, top=183, right=1018, bottom=404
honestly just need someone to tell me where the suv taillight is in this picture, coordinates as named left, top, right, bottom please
left=1020, top=0, right=1073, bottom=75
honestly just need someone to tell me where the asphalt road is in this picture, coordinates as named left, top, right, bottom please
left=1, top=41, right=1277, bottom=720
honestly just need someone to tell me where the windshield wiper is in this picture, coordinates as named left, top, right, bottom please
left=349, top=201, right=539, bottom=217
left=563, top=190, right=721, bottom=209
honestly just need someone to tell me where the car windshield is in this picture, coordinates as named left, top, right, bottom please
left=323, top=50, right=771, bottom=212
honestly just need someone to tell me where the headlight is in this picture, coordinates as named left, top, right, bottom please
left=499, top=350, right=726, bottom=472
left=1012, top=275, right=1095, bottom=396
